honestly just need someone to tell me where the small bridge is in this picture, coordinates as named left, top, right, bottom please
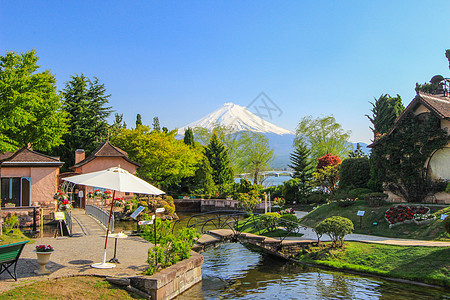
left=172, top=211, right=318, bottom=259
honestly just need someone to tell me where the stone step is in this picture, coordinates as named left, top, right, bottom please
left=196, top=233, right=221, bottom=245
left=208, top=229, right=236, bottom=238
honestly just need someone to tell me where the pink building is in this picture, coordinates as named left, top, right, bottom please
left=0, top=146, right=63, bottom=208
left=62, top=141, right=140, bottom=208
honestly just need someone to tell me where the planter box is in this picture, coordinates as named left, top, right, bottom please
left=130, top=251, right=203, bottom=300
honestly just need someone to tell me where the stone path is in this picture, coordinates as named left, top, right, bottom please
left=293, top=211, right=450, bottom=247
left=0, top=209, right=152, bottom=292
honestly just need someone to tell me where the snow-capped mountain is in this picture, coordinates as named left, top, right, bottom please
left=177, top=102, right=294, bottom=136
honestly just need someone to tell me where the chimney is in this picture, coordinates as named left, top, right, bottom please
left=75, top=149, right=85, bottom=164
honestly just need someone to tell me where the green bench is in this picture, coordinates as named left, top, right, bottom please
left=0, top=241, right=29, bottom=281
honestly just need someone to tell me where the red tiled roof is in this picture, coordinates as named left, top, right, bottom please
left=70, top=140, right=140, bottom=169
left=0, top=147, right=63, bottom=167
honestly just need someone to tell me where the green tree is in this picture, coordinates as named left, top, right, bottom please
left=315, top=216, right=354, bottom=247
left=136, top=114, right=142, bottom=127
left=294, top=115, right=352, bottom=165
left=235, top=131, right=274, bottom=185
left=109, top=113, right=126, bottom=139
left=339, top=157, right=370, bottom=190
left=50, top=74, right=112, bottom=169
left=204, top=133, right=234, bottom=190
left=153, top=117, right=160, bottom=132
left=183, top=128, right=195, bottom=147
left=191, top=155, right=216, bottom=196
left=312, top=164, right=340, bottom=194
left=0, top=50, right=68, bottom=152
left=349, top=143, right=367, bottom=158
left=366, top=94, right=404, bottom=136
left=112, top=126, right=201, bottom=189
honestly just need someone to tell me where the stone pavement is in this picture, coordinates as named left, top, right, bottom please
left=293, top=211, right=450, bottom=247
left=0, top=209, right=152, bottom=292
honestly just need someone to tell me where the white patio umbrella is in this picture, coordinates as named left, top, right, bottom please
left=63, top=166, right=164, bottom=269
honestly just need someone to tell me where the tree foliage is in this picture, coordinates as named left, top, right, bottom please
left=312, top=164, right=340, bottom=194
left=136, top=114, right=142, bottom=127
left=339, top=157, right=370, bottom=190
left=349, top=143, right=367, bottom=158
left=366, top=94, right=404, bottom=136
left=317, top=153, right=341, bottom=170
left=235, top=131, right=274, bottom=185
left=112, top=125, right=202, bottom=189
left=315, top=216, right=354, bottom=247
left=204, top=133, right=234, bottom=189
left=288, top=142, right=314, bottom=197
left=294, top=115, right=352, bottom=165
left=0, top=50, right=68, bottom=152
left=371, top=112, right=448, bottom=202
left=183, top=127, right=195, bottom=147
left=50, top=74, right=112, bottom=169
left=152, top=117, right=160, bottom=132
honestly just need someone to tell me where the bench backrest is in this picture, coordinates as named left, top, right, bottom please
left=0, top=241, right=29, bottom=264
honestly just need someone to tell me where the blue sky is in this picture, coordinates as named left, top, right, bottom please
left=1, top=1, right=450, bottom=143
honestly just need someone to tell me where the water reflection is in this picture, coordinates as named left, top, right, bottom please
left=178, top=243, right=449, bottom=300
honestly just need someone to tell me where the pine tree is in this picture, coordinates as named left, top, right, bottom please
left=204, top=133, right=234, bottom=188
left=366, top=94, right=404, bottom=137
left=152, top=117, right=160, bottom=131
left=348, top=143, right=367, bottom=158
left=183, top=128, right=195, bottom=147
left=136, top=114, right=142, bottom=127
left=288, top=142, right=314, bottom=198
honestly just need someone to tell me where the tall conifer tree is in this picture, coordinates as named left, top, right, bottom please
left=183, top=128, right=195, bottom=147
left=288, top=142, right=314, bottom=197
left=204, top=133, right=234, bottom=188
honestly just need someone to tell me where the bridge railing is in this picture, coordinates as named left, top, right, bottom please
left=85, top=204, right=114, bottom=233
left=172, top=210, right=306, bottom=242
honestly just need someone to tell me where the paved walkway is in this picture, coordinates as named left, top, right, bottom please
left=293, top=211, right=450, bottom=247
left=0, top=209, right=151, bottom=292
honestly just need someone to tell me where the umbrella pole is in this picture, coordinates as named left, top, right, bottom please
left=103, top=190, right=115, bottom=262
left=91, top=190, right=116, bottom=269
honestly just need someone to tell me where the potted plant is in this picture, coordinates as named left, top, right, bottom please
left=34, top=245, right=54, bottom=274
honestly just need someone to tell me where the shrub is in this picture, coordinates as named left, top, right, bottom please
left=446, top=183, right=450, bottom=193
left=261, top=212, right=280, bottom=232
left=279, top=214, right=299, bottom=232
left=164, top=204, right=175, bottom=214
left=337, top=198, right=356, bottom=207
left=444, top=216, right=450, bottom=235
left=307, top=191, right=328, bottom=204
left=3, top=215, right=19, bottom=233
left=315, top=216, right=354, bottom=247
left=348, top=188, right=373, bottom=199
left=339, top=157, right=370, bottom=190
left=364, top=192, right=388, bottom=207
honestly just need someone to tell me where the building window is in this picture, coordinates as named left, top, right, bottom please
left=1, top=177, right=31, bottom=207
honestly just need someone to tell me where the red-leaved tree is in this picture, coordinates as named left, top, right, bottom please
left=317, top=153, right=341, bottom=170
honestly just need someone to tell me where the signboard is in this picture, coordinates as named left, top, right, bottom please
left=357, top=211, right=365, bottom=217
left=138, top=220, right=153, bottom=226
left=78, top=190, right=84, bottom=198
left=155, top=207, right=165, bottom=213
left=130, top=206, right=145, bottom=220
left=152, top=214, right=156, bottom=220
left=441, top=214, right=448, bottom=220
left=54, top=212, right=65, bottom=220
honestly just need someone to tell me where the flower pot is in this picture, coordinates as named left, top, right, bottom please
left=34, top=250, right=54, bottom=275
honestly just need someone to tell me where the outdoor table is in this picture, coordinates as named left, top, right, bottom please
left=108, top=232, right=128, bottom=264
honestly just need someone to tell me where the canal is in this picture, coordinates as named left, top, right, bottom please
left=177, top=243, right=449, bottom=299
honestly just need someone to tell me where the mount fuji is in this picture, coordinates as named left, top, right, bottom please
left=177, top=102, right=296, bottom=168
left=177, top=102, right=294, bottom=136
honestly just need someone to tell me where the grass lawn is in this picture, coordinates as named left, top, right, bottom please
left=236, top=215, right=304, bottom=238
left=0, top=276, right=144, bottom=299
left=0, top=229, right=32, bottom=246
left=300, top=201, right=450, bottom=241
left=297, top=241, right=450, bottom=287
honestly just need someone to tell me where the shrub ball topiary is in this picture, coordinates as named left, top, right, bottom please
left=315, top=216, right=354, bottom=247
left=279, top=214, right=299, bottom=232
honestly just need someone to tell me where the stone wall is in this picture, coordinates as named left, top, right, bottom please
left=129, top=251, right=203, bottom=300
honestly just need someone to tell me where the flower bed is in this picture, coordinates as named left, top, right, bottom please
left=385, top=205, right=431, bottom=228
left=337, top=198, right=357, bottom=207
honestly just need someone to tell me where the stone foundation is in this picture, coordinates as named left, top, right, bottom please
left=129, top=251, right=203, bottom=300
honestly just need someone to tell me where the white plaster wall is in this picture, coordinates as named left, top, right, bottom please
left=428, top=147, right=450, bottom=180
